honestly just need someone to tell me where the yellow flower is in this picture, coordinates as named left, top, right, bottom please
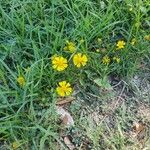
left=102, top=55, right=110, bottom=65
left=131, top=38, right=136, bottom=45
left=73, top=53, right=88, bottom=68
left=113, top=56, right=121, bottom=63
left=56, top=81, right=73, bottom=97
left=12, top=141, right=21, bottom=150
left=64, top=40, right=76, bottom=52
left=144, top=35, right=150, bottom=41
left=80, top=39, right=84, bottom=44
left=17, top=76, right=25, bottom=87
left=52, top=56, right=68, bottom=71
left=97, top=38, right=102, bottom=43
left=116, top=40, right=126, bottom=49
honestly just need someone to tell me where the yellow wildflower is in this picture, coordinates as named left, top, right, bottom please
left=64, top=40, right=76, bottom=52
left=102, top=56, right=110, bottom=65
left=116, top=40, right=126, bottom=49
left=80, top=39, right=84, bottom=44
left=56, top=81, right=73, bottom=97
left=97, top=38, right=102, bottom=43
left=113, top=56, right=121, bottom=63
left=73, top=53, right=88, bottom=68
left=12, top=141, right=21, bottom=150
left=144, top=35, right=150, bottom=41
left=17, top=76, right=25, bottom=87
left=131, top=38, right=136, bottom=45
left=52, top=56, right=68, bottom=71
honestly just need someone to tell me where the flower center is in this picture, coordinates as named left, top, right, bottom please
left=57, top=60, right=64, bottom=66
left=77, top=57, right=83, bottom=63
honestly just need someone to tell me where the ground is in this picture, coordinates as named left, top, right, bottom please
left=0, top=0, right=150, bottom=150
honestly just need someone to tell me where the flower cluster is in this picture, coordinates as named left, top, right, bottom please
left=100, top=39, right=125, bottom=65
left=113, top=56, right=120, bottom=63
left=16, top=37, right=142, bottom=97
left=63, top=41, right=76, bottom=52
left=52, top=53, right=88, bottom=71
left=51, top=41, right=88, bottom=97
left=102, top=55, right=120, bottom=65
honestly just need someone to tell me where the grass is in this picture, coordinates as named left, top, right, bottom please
left=0, top=0, right=150, bottom=149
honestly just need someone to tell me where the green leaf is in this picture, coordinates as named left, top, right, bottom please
left=93, top=77, right=112, bottom=90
